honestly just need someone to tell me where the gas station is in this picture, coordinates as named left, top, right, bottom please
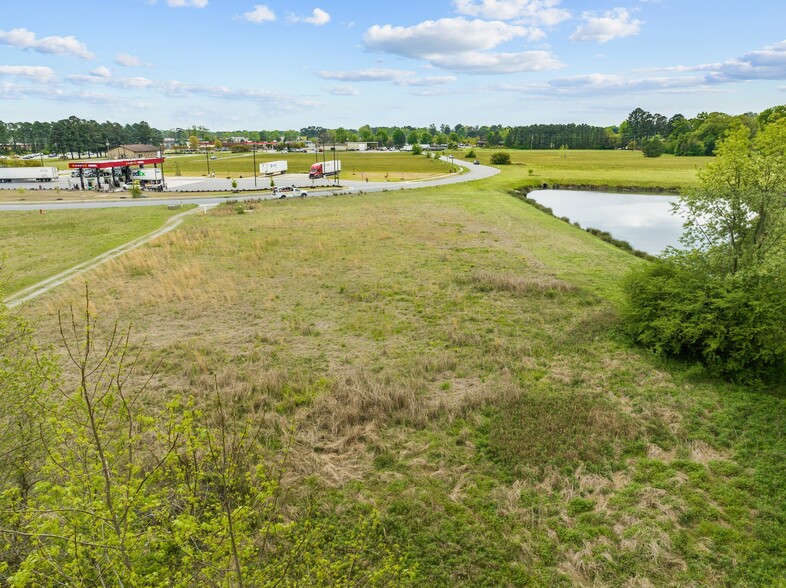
left=68, top=157, right=166, bottom=191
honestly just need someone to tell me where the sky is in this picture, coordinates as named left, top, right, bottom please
left=2, top=0, right=786, bottom=132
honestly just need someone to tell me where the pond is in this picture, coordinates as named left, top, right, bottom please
left=526, top=189, right=685, bottom=255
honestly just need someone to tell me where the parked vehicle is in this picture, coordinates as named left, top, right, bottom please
left=308, top=160, right=341, bottom=179
left=127, top=168, right=164, bottom=189
left=259, top=160, right=288, bottom=176
left=0, top=166, right=59, bottom=182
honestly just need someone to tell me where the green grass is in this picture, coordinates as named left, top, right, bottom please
left=0, top=206, right=187, bottom=296
left=155, top=151, right=454, bottom=180
left=14, top=179, right=784, bottom=586
left=38, top=148, right=711, bottom=190
left=467, top=149, right=712, bottom=191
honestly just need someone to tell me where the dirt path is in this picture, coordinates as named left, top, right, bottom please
left=4, top=205, right=212, bottom=309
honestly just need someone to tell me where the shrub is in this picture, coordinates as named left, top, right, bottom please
left=465, top=149, right=476, bottom=158
left=641, top=136, right=665, bottom=157
left=623, top=258, right=786, bottom=381
left=129, top=181, right=142, bottom=198
left=490, top=152, right=511, bottom=165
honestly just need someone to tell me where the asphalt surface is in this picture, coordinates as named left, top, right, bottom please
left=0, top=157, right=499, bottom=211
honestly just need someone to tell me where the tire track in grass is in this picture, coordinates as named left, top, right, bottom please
left=4, top=205, right=215, bottom=308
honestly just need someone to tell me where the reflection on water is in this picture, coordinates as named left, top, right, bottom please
left=527, top=189, right=684, bottom=255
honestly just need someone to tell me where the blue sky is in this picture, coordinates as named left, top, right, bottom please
left=1, top=0, right=785, bottom=131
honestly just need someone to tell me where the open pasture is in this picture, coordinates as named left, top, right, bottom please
left=15, top=182, right=784, bottom=586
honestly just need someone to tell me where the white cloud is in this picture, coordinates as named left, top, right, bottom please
left=0, top=65, right=57, bottom=83
left=496, top=72, right=716, bottom=99
left=636, top=40, right=786, bottom=84
left=90, top=66, right=112, bottom=78
left=704, top=40, right=786, bottom=83
left=318, top=68, right=412, bottom=82
left=365, top=17, right=541, bottom=55
left=363, top=17, right=559, bottom=73
left=244, top=5, right=276, bottom=23
left=114, top=53, right=151, bottom=67
left=167, top=0, right=208, bottom=7
left=68, top=71, right=155, bottom=89
left=317, top=68, right=457, bottom=86
left=324, top=85, right=360, bottom=96
left=398, top=75, right=458, bottom=86
left=0, top=28, right=94, bottom=59
left=430, top=50, right=563, bottom=74
left=298, top=8, right=331, bottom=26
left=454, top=0, right=571, bottom=26
left=570, top=8, right=642, bottom=43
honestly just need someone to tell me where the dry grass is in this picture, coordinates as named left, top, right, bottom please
left=467, top=269, right=578, bottom=297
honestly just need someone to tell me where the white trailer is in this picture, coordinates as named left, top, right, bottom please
left=0, top=166, right=59, bottom=182
left=259, top=160, right=288, bottom=176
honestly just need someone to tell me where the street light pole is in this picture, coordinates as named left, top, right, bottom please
left=253, top=145, right=257, bottom=187
left=205, top=149, right=211, bottom=177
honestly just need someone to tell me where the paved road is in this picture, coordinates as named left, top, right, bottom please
left=0, top=157, right=498, bottom=211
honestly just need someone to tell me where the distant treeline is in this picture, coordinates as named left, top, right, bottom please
left=0, top=116, right=163, bottom=159
left=503, top=124, right=617, bottom=150
left=2, top=104, right=785, bottom=158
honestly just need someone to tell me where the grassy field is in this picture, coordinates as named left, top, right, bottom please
left=24, top=148, right=712, bottom=189
left=469, top=149, right=712, bottom=192
left=146, top=148, right=714, bottom=190
left=0, top=206, right=188, bottom=296
left=51, top=151, right=457, bottom=181
left=15, top=178, right=785, bottom=585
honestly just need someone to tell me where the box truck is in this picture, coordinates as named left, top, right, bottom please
left=126, top=168, right=164, bottom=190
left=308, top=160, right=341, bottom=179
left=259, top=160, right=287, bottom=176
left=130, top=168, right=163, bottom=182
left=0, top=166, right=59, bottom=182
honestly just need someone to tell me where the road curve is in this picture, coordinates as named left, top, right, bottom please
left=0, top=157, right=499, bottom=212
left=1, top=158, right=497, bottom=305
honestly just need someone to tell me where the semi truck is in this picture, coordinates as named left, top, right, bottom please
left=308, top=160, right=341, bottom=179
left=0, top=166, right=59, bottom=182
left=259, top=160, right=287, bottom=176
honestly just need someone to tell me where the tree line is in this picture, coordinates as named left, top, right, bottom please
left=0, top=116, right=163, bottom=159
left=2, top=105, right=785, bottom=158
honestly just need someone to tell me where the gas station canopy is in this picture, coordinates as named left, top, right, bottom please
left=68, top=157, right=165, bottom=169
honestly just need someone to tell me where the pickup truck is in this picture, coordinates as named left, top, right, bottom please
left=272, top=185, right=307, bottom=198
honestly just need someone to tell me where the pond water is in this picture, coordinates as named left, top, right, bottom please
left=527, top=189, right=684, bottom=255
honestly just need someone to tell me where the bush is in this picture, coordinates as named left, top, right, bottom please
left=129, top=181, right=142, bottom=198
left=411, top=144, right=422, bottom=155
left=623, top=258, right=786, bottom=381
left=489, top=152, right=511, bottom=165
left=465, top=149, right=476, bottom=158
left=641, top=136, right=665, bottom=157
